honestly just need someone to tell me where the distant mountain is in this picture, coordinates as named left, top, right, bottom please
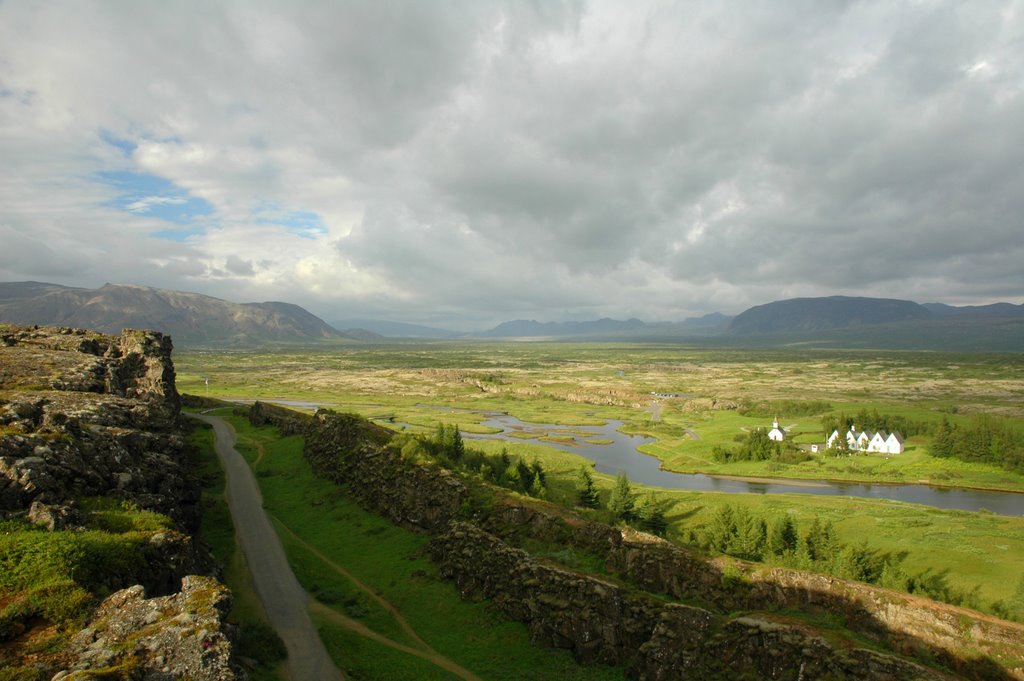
left=329, top=319, right=461, bottom=338
left=719, top=295, right=1024, bottom=351
left=679, top=311, right=732, bottom=328
left=0, top=281, right=351, bottom=346
left=922, top=302, right=1024, bottom=317
left=728, top=296, right=931, bottom=335
left=338, top=327, right=386, bottom=341
left=479, top=318, right=647, bottom=338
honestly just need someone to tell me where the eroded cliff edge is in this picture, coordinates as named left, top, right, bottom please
left=1, top=325, right=245, bottom=680
left=252, top=400, right=1024, bottom=681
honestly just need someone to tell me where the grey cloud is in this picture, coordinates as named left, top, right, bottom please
left=1, top=1, right=1022, bottom=326
left=225, top=255, right=255, bottom=277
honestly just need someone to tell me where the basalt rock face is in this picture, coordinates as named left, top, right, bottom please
left=488, top=499, right=1024, bottom=679
left=55, top=576, right=241, bottom=681
left=0, top=326, right=195, bottom=527
left=0, top=325, right=245, bottom=680
left=431, top=522, right=946, bottom=681
left=302, top=409, right=467, bottom=532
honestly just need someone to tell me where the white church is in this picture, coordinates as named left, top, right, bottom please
left=827, top=426, right=904, bottom=455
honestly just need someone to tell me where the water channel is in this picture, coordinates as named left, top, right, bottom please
left=246, top=399, right=1024, bottom=517
left=461, top=413, right=1024, bottom=517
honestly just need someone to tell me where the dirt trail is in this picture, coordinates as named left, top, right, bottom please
left=309, top=601, right=482, bottom=681
left=192, top=414, right=344, bottom=681
left=272, top=520, right=437, bottom=654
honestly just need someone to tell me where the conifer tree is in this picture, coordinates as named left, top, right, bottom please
left=636, top=494, right=668, bottom=536
left=707, top=505, right=737, bottom=553
left=608, top=471, right=636, bottom=521
left=576, top=466, right=601, bottom=509
left=768, top=515, right=798, bottom=557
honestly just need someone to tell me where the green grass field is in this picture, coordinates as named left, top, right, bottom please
left=201, top=410, right=625, bottom=681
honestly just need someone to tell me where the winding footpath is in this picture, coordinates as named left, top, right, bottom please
left=192, top=414, right=344, bottom=681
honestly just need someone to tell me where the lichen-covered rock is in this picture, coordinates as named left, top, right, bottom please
left=56, top=575, right=247, bottom=681
left=0, top=326, right=197, bottom=527
left=1, top=325, right=237, bottom=677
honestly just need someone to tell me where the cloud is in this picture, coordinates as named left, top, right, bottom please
left=1, top=1, right=1022, bottom=326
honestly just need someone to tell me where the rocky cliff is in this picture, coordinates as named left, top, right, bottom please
left=0, top=325, right=245, bottom=680
left=432, top=522, right=948, bottom=680
left=287, top=406, right=1024, bottom=681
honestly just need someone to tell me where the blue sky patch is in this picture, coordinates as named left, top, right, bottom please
left=252, top=203, right=327, bottom=239
left=96, top=170, right=214, bottom=230
left=99, top=130, right=137, bottom=158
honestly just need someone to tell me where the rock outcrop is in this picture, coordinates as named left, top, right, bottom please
left=0, top=325, right=245, bottom=680
left=0, top=326, right=195, bottom=527
left=303, top=408, right=467, bottom=532
left=431, top=522, right=948, bottom=681
left=55, top=576, right=241, bottom=681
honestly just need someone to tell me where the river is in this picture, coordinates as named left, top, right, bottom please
left=461, top=413, right=1024, bottom=517
left=241, top=399, right=1024, bottom=517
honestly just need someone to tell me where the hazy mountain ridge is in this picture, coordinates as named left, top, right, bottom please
left=727, top=296, right=932, bottom=335
left=0, top=281, right=349, bottom=346
left=329, top=319, right=461, bottom=338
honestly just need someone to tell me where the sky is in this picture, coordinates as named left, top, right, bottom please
left=1, top=1, right=1022, bottom=330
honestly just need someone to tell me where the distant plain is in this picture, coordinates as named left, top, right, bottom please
left=177, top=342, right=1024, bottom=611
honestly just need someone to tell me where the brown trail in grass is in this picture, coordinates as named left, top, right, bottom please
left=309, top=600, right=483, bottom=681
left=272, top=518, right=440, bottom=656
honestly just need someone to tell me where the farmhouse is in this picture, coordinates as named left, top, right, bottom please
left=767, top=418, right=786, bottom=442
left=827, top=426, right=904, bottom=454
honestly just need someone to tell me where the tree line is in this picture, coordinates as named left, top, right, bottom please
left=712, top=429, right=811, bottom=464
left=391, top=424, right=549, bottom=498
left=821, top=408, right=929, bottom=438
left=931, top=414, right=1024, bottom=475
left=683, top=503, right=1024, bottom=621
left=575, top=467, right=668, bottom=536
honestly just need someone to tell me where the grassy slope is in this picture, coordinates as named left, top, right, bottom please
left=211, top=410, right=625, bottom=681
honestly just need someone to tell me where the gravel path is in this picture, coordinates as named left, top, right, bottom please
left=193, top=413, right=344, bottom=681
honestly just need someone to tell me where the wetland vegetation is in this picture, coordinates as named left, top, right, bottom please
left=178, top=342, right=1024, bottom=621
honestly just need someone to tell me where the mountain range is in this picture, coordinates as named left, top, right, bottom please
left=0, top=281, right=351, bottom=346
left=3, top=281, right=1022, bottom=350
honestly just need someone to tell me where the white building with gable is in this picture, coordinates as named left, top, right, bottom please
left=827, top=426, right=904, bottom=454
left=768, top=418, right=786, bottom=442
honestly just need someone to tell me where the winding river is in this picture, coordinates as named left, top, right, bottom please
left=460, top=413, right=1024, bottom=517
left=243, top=399, right=1024, bottom=517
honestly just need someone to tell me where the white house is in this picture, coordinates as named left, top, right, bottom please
left=768, top=418, right=786, bottom=442
left=884, top=432, right=905, bottom=454
left=867, top=431, right=887, bottom=453
left=826, top=426, right=905, bottom=455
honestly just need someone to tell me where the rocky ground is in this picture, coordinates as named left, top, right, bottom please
left=0, top=325, right=245, bottom=680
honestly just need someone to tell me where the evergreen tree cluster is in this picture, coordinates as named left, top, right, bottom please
left=392, top=424, right=549, bottom=498
left=821, top=408, right=928, bottom=438
left=712, top=428, right=782, bottom=463
left=574, top=467, right=668, bottom=536
left=931, top=414, right=1024, bottom=474
left=688, top=504, right=1010, bottom=617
